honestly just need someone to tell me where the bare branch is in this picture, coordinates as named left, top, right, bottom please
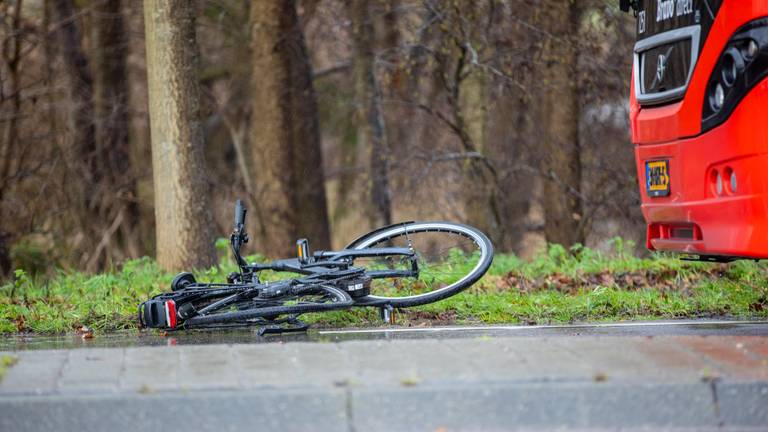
left=313, top=61, right=351, bottom=80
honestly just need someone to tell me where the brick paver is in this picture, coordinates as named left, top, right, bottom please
left=1, top=334, right=767, bottom=431
left=3, top=336, right=768, bottom=394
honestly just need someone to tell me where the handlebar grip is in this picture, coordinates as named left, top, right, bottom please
left=234, top=200, right=246, bottom=227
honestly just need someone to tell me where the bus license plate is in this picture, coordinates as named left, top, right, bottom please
left=645, top=160, right=670, bottom=197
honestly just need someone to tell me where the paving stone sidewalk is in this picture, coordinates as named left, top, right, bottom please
left=1, top=335, right=767, bottom=431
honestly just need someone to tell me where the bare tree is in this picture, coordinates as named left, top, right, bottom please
left=418, top=1, right=502, bottom=241
left=249, top=0, right=331, bottom=256
left=51, top=0, right=98, bottom=205
left=49, top=0, right=113, bottom=269
left=144, top=0, right=217, bottom=270
left=537, top=0, right=585, bottom=247
left=0, top=0, right=24, bottom=275
left=0, top=0, right=644, bottom=273
left=483, top=2, right=540, bottom=253
left=351, top=0, right=392, bottom=228
left=92, top=0, right=141, bottom=264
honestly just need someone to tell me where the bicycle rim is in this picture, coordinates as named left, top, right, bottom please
left=350, top=222, right=493, bottom=307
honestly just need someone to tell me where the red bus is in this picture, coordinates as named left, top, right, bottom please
left=622, top=0, right=768, bottom=261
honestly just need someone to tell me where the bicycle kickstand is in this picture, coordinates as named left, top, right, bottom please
left=258, top=317, right=310, bottom=336
left=379, top=305, right=395, bottom=324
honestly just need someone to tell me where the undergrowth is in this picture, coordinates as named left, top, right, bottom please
left=1, top=239, right=767, bottom=334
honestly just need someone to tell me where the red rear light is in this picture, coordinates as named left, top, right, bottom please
left=165, top=300, right=177, bottom=329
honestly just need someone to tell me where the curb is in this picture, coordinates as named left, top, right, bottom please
left=1, top=380, right=766, bottom=431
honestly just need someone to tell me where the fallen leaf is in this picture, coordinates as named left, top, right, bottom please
left=76, top=326, right=94, bottom=339
left=333, top=378, right=352, bottom=387
left=14, top=316, right=25, bottom=332
left=700, top=367, right=720, bottom=383
left=400, top=376, right=420, bottom=386
left=138, top=384, right=155, bottom=394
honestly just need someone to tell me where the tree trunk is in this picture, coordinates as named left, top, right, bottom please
left=484, top=2, right=538, bottom=254
left=0, top=0, right=23, bottom=275
left=51, top=0, right=110, bottom=268
left=51, top=0, right=99, bottom=208
left=144, top=0, right=217, bottom=270
left=537, top=0, right=584, bottom=248
left=351, top=0, right=392, bottom=228
left=249, top=0, right=331, bottom=257
left=92, top=0, right=141, bottom=261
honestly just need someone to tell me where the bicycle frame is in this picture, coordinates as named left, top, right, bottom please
left=240, top=247, right=419, bottom=279
left=139, top=230, right=419, bottom=331
left=228, top=199, right=417, bottom=282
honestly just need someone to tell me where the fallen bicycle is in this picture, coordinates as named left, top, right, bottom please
left=139, top=200, right=493, bottom=334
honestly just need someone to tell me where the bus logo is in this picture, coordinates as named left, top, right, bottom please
left=648, top=45, right=674, bottom=91
left=656, top=53, right=668, bottom=83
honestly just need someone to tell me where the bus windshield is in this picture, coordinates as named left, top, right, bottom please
left=629, top=0, right=723, bottom=106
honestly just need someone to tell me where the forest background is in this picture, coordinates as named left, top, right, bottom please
left=0, top=0, right=640, bottom=276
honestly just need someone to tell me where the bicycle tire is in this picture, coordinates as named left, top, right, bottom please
left=182, top=285, right=352, bottom=327
left=347, top=221, right=494, bottom=307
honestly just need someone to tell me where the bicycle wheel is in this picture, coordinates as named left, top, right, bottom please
left=346, top=221, right=493, bottom=307
left=182, top=284, right=352, bottom=328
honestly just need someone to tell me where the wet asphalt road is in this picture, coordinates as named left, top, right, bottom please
left=2, top=319, right=767, bottom=431
left=3, top=319, right=767, bottom=351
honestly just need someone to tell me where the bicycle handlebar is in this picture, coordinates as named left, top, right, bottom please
left=231, top=200, right=250, bottom=270
left=234, top=199, right=246, bottom=228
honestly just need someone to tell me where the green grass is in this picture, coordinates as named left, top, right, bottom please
left=1, top=240, right=767, bottom=335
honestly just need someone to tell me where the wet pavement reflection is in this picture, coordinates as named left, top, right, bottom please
left=1, top=319, right=766, bottom=351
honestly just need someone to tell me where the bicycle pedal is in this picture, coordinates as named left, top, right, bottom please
left=379, top=305, right=395, bottom=324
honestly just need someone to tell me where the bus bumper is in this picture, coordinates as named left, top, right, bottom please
left=634, top=80, right=768, bottom=259
left=642, top=193, right=768, bottom=258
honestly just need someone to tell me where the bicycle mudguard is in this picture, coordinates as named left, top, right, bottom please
left=343, top=221, right=415, bottom=249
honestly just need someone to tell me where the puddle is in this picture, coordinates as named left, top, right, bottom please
left=0, top=329, right=301, bottom=351
left=1, top=320, right=766, bottom=351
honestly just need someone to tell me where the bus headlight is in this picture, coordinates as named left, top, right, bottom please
left=703, top=18, right=768, bottom=132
